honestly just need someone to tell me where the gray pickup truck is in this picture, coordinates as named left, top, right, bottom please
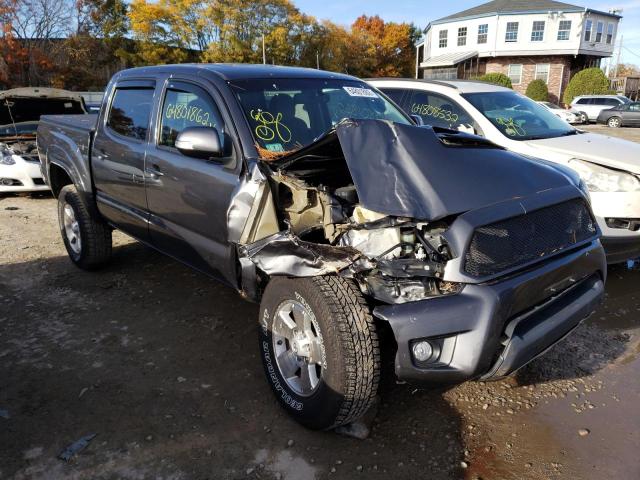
left=37, top=64, right=606, bottom=430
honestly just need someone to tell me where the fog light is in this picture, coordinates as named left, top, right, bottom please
left=412, top=341, right=434, bottom=362
left=1, top=178, right=16, bottom=186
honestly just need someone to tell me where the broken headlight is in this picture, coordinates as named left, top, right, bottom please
left=0, top=145, right=15, bottom=165
left=362, top=274, right=463, bottom=304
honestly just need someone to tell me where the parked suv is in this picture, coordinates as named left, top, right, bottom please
left=370, top=79, right=640, bottom=264
left=37, top=65, right=606, bottom=430
left=570, top=95, right=630, bottom=123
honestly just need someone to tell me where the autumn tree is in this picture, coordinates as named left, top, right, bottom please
left=351, top=15, right=420, bottom=77
left=1, top=0, right=74, bottom=85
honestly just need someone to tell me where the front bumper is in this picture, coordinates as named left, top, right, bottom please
left=373, top=240, right=606, bottom=385
left=0, top=158, right=48, bottom=193
left=591, top=192, right=640, bottom=264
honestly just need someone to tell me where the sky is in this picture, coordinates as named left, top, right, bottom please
left=292, top=0, right=640, bottom=67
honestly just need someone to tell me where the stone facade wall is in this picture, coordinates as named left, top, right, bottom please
left=483, top=55, right=573, bottom=104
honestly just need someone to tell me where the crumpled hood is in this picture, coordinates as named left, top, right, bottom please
left=525, top=132, right=640, bottom=175
left=0, top=87, right=85, bottom=132
left=324, top=120, right=574, bottom=221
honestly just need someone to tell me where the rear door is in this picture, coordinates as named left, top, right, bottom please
left=626, top=103, right=640, bottom=125
left=93, top=80, right=155, bottom=240
left=144, top=78, right=241, bottom=285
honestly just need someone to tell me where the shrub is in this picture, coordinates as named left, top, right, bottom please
left=478, top=72, right=513, bottom=89
left=563, top=67, right=611, bottom=105
left=525, top=79, right=549, bottom=101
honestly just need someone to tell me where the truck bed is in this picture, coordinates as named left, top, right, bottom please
left=40, top=113, right=97, bottom=132
left=37, top=114, right=97, bottom=195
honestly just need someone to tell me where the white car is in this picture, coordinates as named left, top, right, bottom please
left=369, top=79, right=640, bottom=264
left=537, top=101, right=580, bottom=124
left=570, top=95, right=630, bottom=123
left=0, top=87, right=86, bottom=193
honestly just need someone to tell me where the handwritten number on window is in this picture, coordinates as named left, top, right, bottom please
left=411, top=103, right=459, bottom=124
left=165, top=103, right=213, bottom=127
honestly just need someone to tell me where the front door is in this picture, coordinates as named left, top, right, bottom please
left=93, top=81, right=155, bottom=240
left=144, top=79, right=240, bottom=285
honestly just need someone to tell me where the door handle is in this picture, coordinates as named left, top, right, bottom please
left=145, top=165, right=164, bottom=178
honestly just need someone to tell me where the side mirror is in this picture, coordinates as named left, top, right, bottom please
left=175, top=126, right=223, bottom=159
left=410, top=114, right=424, bottom=126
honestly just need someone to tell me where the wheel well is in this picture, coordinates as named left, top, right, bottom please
left=49, top=164, right=73, bottom=197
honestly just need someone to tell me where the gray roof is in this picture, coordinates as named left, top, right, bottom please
left=432, top=0, right=615, bottom=25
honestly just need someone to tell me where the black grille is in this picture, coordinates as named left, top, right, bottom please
left=464, top=198, right=597, bottom=277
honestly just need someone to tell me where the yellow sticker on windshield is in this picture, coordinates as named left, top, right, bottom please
left=250, top=109, right=292, bottom=143
left=496, top=117, right=526, bottom=136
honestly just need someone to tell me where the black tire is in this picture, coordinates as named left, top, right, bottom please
left=58, top=185, right=112, bottom=270
left=607, top=116, right=622, bottom=128
left=259, top=276, right=380, bottom=430
left=579, top=112, right=588, bottom=124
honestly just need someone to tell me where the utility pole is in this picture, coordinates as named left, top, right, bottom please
left=613, top=34, right=623, bottom=79
left=262, top=34, right=266, bottom=65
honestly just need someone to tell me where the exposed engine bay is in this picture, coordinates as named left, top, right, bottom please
left=0, top=138, right=39, bottom=162
left=229, top=119, right=580, bottom=305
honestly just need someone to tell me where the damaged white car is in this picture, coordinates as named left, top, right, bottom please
left=0, top=88, right=86, bottom=193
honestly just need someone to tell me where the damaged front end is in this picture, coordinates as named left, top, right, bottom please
left=228, top=119, right=576, bottom=305
left=228, top=119, right=604, bottom=384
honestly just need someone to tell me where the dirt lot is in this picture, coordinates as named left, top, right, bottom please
left=1, top=126, right=639, bottom=480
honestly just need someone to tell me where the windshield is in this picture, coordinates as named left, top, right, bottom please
left=463, top=91, right=576, bottom=141
left=229, top=78, right=410, bottom=154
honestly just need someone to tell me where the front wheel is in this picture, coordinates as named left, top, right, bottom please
left=607, top=116, right=622, bottom=128
left=58, top=185, right=112, bottom=270
left=259, top=276, right=380, bottom=430
left=579, top=112, right=589, bottom=124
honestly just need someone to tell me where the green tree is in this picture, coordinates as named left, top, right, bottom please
left=525, top=79, right=549, bottom=101
left=478, top=72, right=513, bottom=88
left=563, top=67, right=612, bottom=104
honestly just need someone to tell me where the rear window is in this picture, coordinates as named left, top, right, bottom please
left=107, top=88, right=154, bottom=140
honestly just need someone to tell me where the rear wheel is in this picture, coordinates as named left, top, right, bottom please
left=259, top=276, right=380, bottom=430
left=607, top=116, right=622, bottom=128
left=58, top=185, right=112, bottom=270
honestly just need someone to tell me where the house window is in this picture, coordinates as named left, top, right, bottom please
left=531, top=21, right=545, bottom=41
left=607, top=23, right=614, bottom=44
left=596, top=21, right=604, bottom=42
left=506, top=22, right=519, bottom=42
left=584, top=19, right=593, bottom=41
left=508, top=64, right=523, bottom=85
left=439, top=30, right=448, bottom=48
left=458, top=27, right=467, bottom=46
left=478, top=24, right=488, bottom=44
left=557, top=20, right=571, bottom=40
left=535, top=64, right=550, bottom=83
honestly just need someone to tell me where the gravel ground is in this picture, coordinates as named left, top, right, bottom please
left=1, top=125, right=639, bottom=480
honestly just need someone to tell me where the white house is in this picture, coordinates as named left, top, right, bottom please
left=416, top=0, right=621, bottom=102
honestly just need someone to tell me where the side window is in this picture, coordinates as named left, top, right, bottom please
left=107, top=88, right=154, bottom=140
left=575, top=98, right=591, bottom=105
left=630, top=103, right=640, bottom=111
left=159, top=83, right=225, bottom=148
left=602, top=98, right=619, bottom=107
left=404, top=90, right=474, bottom=130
